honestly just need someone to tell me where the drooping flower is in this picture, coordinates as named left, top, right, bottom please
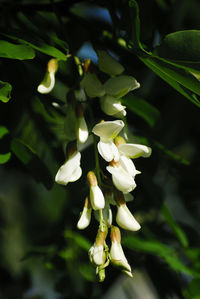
left=104, top=75, right=140, bottom=98
left=89, top=227, right=108, bottom=266
left=77, top=197, right=92, bottom=230
left=97, top=50, right=124, bottom=76
left=110, top=226, right=132, bottom=277
left=92, top=120, right=124, bottom=162
left=100, top=95, right=126, bottom=117
left=118, top=143, right=152, bottom=159
left=106, top=160, right=136, bottom=193
left=55, top=142, right=82, bottom=186
left=87, top=171, right=105, bottom=210
left=37, top=58, right=58, bottom=94
left=114, top=191, right=141, bottom=231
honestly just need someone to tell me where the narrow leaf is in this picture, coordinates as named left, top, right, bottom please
left=0, top=40, right=35, bottom=60
left=0, top=80, right=12, bottom=103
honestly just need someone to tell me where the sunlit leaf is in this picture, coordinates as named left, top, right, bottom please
left=0, top=80, right=12, bottom=103
left=0, top=40, right=35, bottom=60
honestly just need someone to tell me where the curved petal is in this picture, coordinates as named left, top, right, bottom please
left=98, top=140, right=119, bottom=162
left=77, top=206, right=92, bottom=230
left=106, top=165, right=136, bottom=193
left=110, top=241, right=132, bottom=273
left=119, top=155, right=141, bottom=177
left=81, top=73, right=105, bottom=98
left=100, top=95, right=126, bottom=116
left=37, top=71, right=55, bottom=94
left=90, top=185, right=105, bottom=210
left=92, top=120, right=124, bottom=139
left=118, top=143, right=152, bottom=158
left=116, top=205, right=141, bottom=231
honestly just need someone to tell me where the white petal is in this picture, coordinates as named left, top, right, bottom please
left=97, top=50, right=124, bottom=76
left=118, top=143, right=152, bottom=158
left=92, top=120, right=124, bottom=139
left=77, top=206, right=92, bottom=230
left=93, top=245, right=105, bottom=266
left=106, top=165, right=136, bottom=193
left=55, top=152, right=81, bottom=185
left=116, top=205, right=141, bottom=231
left=119, top=155, right=141, bottom=177
left=37, top=72, right=55, bottom=94
left=104, top=75, right=140, bottom=98
left=90, top=185, right=105, bottom=210
left=110, top=241, right=132, bottom=272
left=100, top=95, right=126, bottom=116
left=98, top=140, right=119, bottom=162
left=77, top=116, right=88, bottom=143
left=81, top=73, right=105, bottom=98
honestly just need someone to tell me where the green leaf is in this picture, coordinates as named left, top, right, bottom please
left=162, top=203, right=189, bottom=248
left=11, top=138, right=53, bottom=189
left=128, top=0, right=143, bottom=51
left=4, top=34, right=67, bottom=61
left=0, top=126, right=11, bottom=164
left=0, top=80, right=12, bottom=103
left=154, top=30, right=200, bottom=62
left=0, top=40, right=35, bottom=60
left=64, top=230, right=91, bottom=251
left=0, top=152, right=11, bottom=164
left=140, top=56, right=200, bottom=107
left=122, top=95, right=160, bottom=127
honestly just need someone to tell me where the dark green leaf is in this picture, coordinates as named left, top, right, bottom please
left=0, top=80, right=12, bottom=103
left=0, top=126, right=9, bottom=139
left=64, top=230, right=91, bottom=251
left=0, top=40, right=35, bottom=60
left=4, top=34, right=67, bottom=61
left=0, top=152, right=11, bottom=164
left=140, top=56, right=200, bottom=107
left=122, top=95, right=160, bottom=127
left=162, top=203, right=189, bottom=248
left=128, top=0, right=142, bottom=50
left=11, top=138, right=53, bottom=189
left=154, top=30, right=200, bottom=62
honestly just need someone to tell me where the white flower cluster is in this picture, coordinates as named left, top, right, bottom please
left=37, top=51, right=152, bottom=281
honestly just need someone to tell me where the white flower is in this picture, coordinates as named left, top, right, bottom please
left=119, top=155, right=141, bottom=177
left=37, top=59, right=58, bottom=94
left=97, top=50, right=124, bottom=76
left=106, top=163, right=136, bottom=193
left=89, top=245, right=105, bottom=266
left=116, top=204, right=141, bottom=231
left=87, top=171, right=105, bottom=210
left=104, top=75, right=140, bottom=98
left=77, top=197, right=92, bottom=230
left=77, top=116, right=88, bottom=143
left=100, top=95, right=126, bottom=117
left=118, top=143, right=152, bottom=159
left=55, top=152, right=82, bottom=186
left=81, top=73, right=105, bottom=98
left=92, top=120, right=124, bottom=162
left=110, top=226, right=132, bottom=277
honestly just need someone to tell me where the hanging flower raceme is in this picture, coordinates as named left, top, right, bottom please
left=110, top=226, right=132, bottom=277
left=55, top=141, right=82, bottom=186
left=92, top=120, right=124, bottom=162
left=37, top=58, right=58, bottom=94
left=77, top=197, right=92, bottom=230
left=87, top=171, right=105, bottom=210
left=114, top=191, right=141, bottom=231
left=75, top=102, right=89, bottom=144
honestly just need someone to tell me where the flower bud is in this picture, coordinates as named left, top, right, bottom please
left=110, top=226, right=132, bottom=277
left=37, top=59, right=58, bottom=94
left=114, top=192, right=141, bottom=231
left=75, top=103, right=88, bottom=144
left=77, top=197, right=92, bottom=230
left=89, top=227, right=108, bottom=266
left=87, top=171, right=105, bottom=210
left=104, top=75, right=140, bottom=98
left=97, top=50, right=124, bottom=76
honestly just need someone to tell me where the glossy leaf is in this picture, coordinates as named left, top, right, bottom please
left=122, top=95, right=160, bottom=127
left=0, top=80, right=12, bottom=103
left=11, top=138, right=53, bottom=189
left=0, top=40, right=35, bottom=60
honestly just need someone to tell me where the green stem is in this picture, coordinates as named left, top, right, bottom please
left=92, top=134, right=101, bottom=186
